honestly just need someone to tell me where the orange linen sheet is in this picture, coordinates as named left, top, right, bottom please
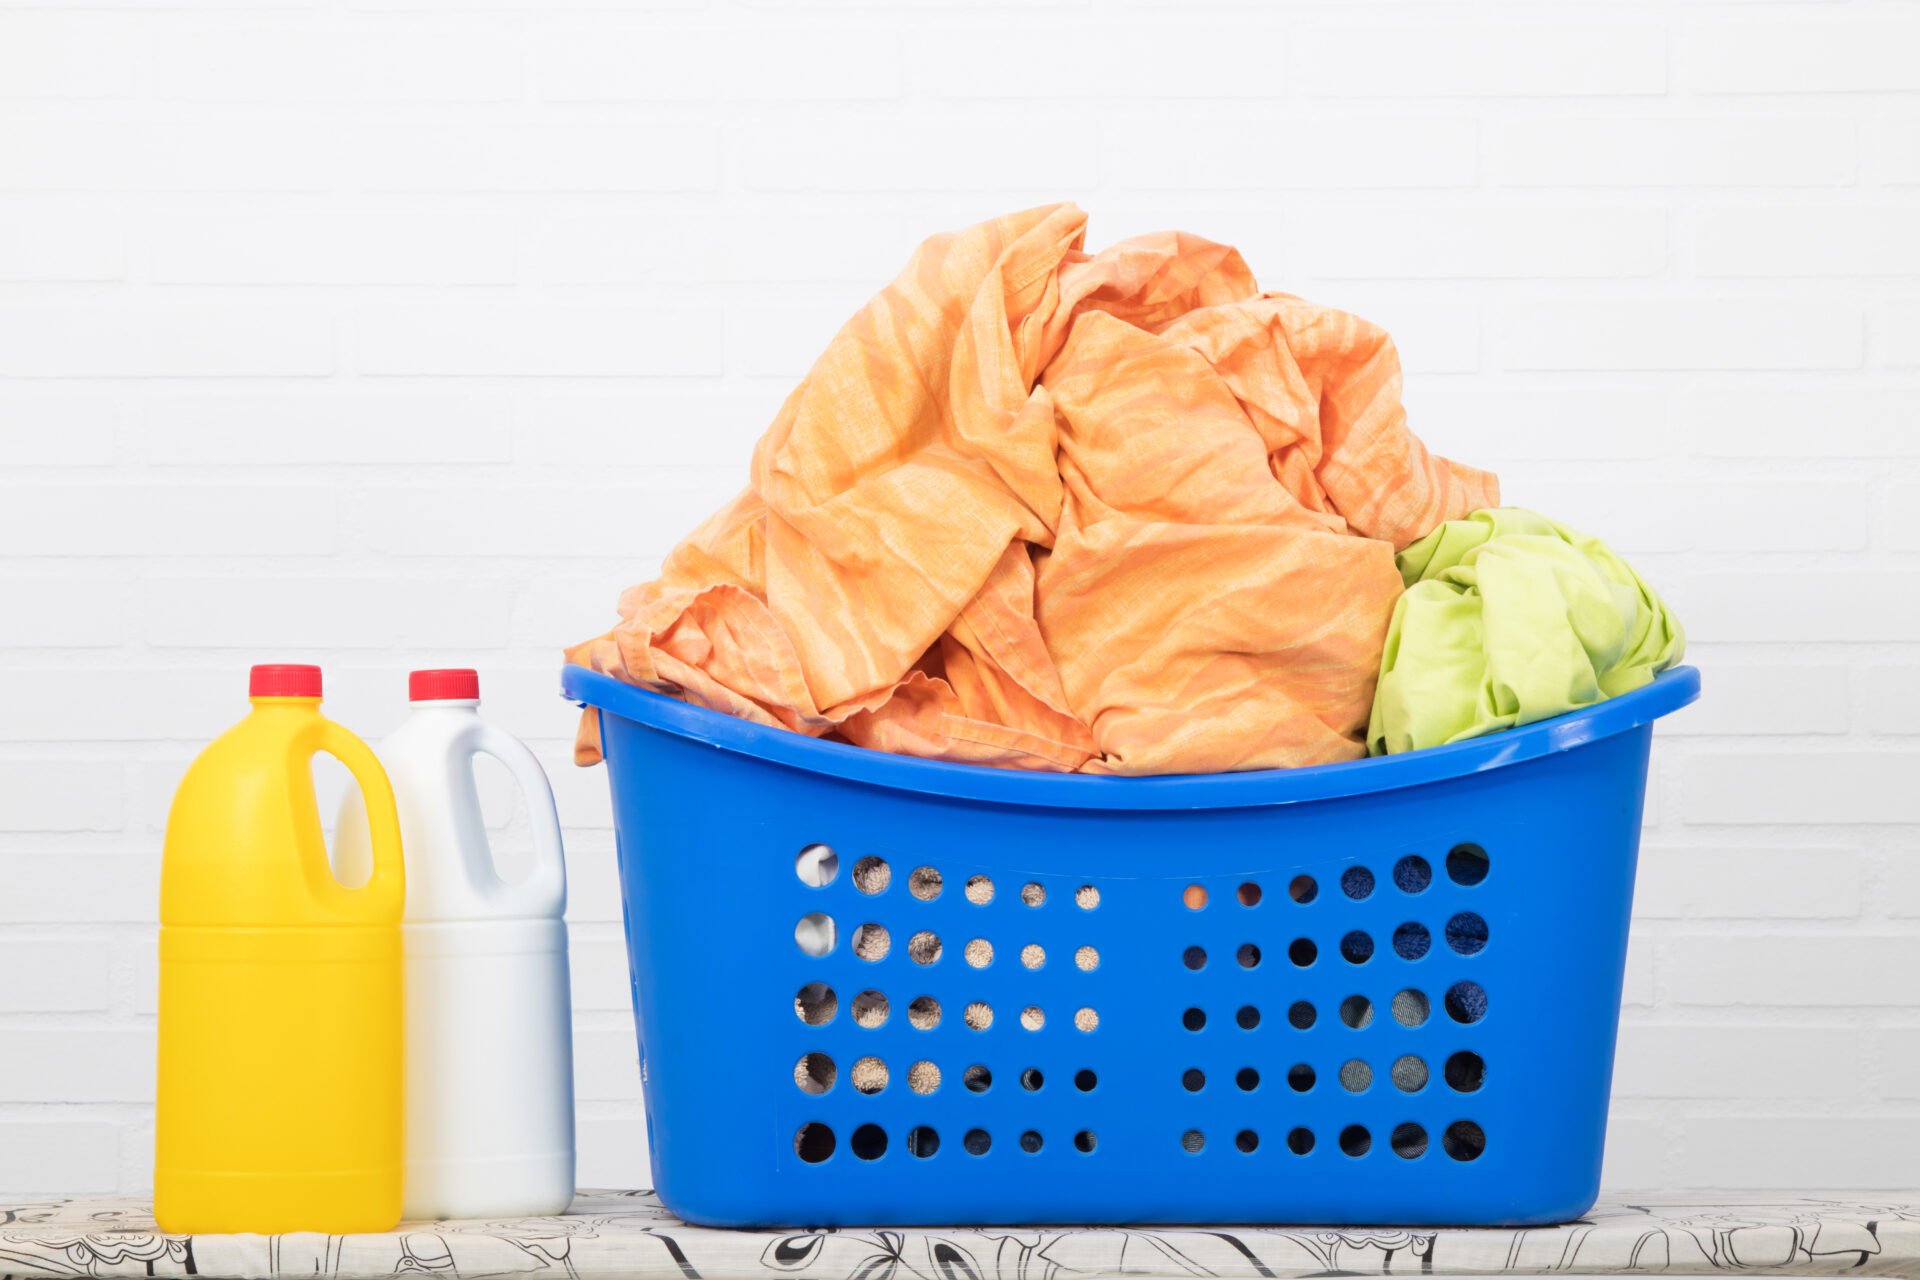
left=566, top=204, right=1497, bottom=775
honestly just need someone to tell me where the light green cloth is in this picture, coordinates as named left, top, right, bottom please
left=1367, top=507, right=1684, bottom=756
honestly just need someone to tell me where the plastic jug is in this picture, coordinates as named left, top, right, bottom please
left=155, top=664, right=405, bottom=1235
left=337, top=668, right=575, bottom=1220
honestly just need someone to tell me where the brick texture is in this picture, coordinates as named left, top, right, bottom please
left=0, top=1, right=1915, bottom=1200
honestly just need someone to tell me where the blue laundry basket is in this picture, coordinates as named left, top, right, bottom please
left=563, top=663, right=1699, bottom=1229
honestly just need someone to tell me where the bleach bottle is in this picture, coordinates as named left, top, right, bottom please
left=155, top=664, right=404, bottom=1235
left=337, top=668, right=576, bottom=1220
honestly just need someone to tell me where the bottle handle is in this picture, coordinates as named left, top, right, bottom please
left=466, top=721, right=568, bottom=916
left=312, top=719, right=406, bottom=915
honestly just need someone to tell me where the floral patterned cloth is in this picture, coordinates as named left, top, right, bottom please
left=3, top=1190, right=1916, bottom=1280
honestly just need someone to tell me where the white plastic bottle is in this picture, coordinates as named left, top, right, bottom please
left=336, top=668, right=575, bottom=1221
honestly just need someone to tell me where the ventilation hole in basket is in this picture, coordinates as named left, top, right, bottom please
left=1340, top=930, right=1374, bottom=964
left=964, top=1128, right=992, bottom=1156
left=1443, top=1120, right=1486, bottom=1161
left=964, top=1064, right=992, bottom=1093
left=1339, top=1059, right=1373, bottom=1092
left=852, top=856, right=891, bottom=895
left=907, top=1060, right=941, bottom=1094
left=1182, top=1068, right=1206, bottom=1092
left=1339, top=994, right=1374, bottom=1029
left=1183, top=883, right=1209, bottom=910
left=1182, top=1129, right=1205, bottom=1154
left=908, top=995, right=942, bottom=1030
left=1020, top=1005, right=1045, bottom=1031
left=1287, top=1063, right=1315, bottom=1092
left=1288, top=937, right=1317, bottom=967
left=794, top=1052, right=836, bottom=1095
left=1445, top=981, right=1488, bottom=1025
left=795, top=844, right=839, bottom=887
left=909, top=931, right=943, bottom=965
left=964, top=1001, right=994, bottom=1031
left=1447, top=844, right=1490, bottom=886
left=1446, top=911, right=1489, bottom=956
left=1075, top=1069, right=1098, bottom=1092
left=966, top=875, right=995, bottom=905
left=1074, top=1130, right=1097, bottom=1153
left=1340, top=1124, right=1372, bottom=1157
left=1393, top=854, right=1432, bottom=894
left=1236, top=942, right=1262, bottom=969
left=1289, top=874, right=1318, bottom=904
left=1287, top=1127, right=1315, bottom=1155
left=851, top=1056, right=888, bottom=1094
left=1183, top=1006, right=1207, bottom=1031
left=851, top=1123, right=887, bottom=1160
left=795, top=1122, right=836, bottom=1163
left=964, top=938, right=993, bottom=968
left=1391, top=1054, right=1429, bottom=1093
left=1238, top=881, right=1262, bottom=907
left=1288, top=1000, right=1316, bottom=1030
left=1021, top=881, right=1046, bottom=907
left=1183, top=945, right=1207, bottom=971
left=850, top=990, right=888, bottom=1028
left=1236, top=1066, right=1260, bottom=1091
left=1445, top=1051, right=1486, bottom=1092
left=1235, top=1129, right=1259, bottom=1153
left=1341, top=866, right=1375, bottom=900
left=1393, top=921, right=1432, bottom=961
left=1074, top=945, right=1099, bottom=972
left=1021, top=943, right=1046, bottom=970
left=795, top=981, right=837, bottom=1026
left=1020, top=1066, right=1044, bottom=1092
left=1017, top=1129, right=1043, bottom=1154
left=1076, top=884, right=1101, bottom=910
left=1075, top=1007, right=1099, bottom=1032
left=1391, top=989, right=1430, bottom=1028
left=795, top=913, right=836, bottom=957
left=908, top=1126, right=939, bottom=1158
left=1391, top=1122, right=1429, bottom=1159
left=1237, top=1004, right=1260, bottom=1029
left=851, top=923, right=890, bottom=962
left=909, top=866, right=943, bottom=901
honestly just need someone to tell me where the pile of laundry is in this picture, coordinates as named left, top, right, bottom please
left=566, top=204, right=1682, bottom=776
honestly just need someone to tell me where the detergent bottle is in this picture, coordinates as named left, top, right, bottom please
left=336, top=669, right=575, bottom=1220
left=155, top=664, right=404, bottom=1235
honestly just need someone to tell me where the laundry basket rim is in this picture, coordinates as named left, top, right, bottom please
left=561, top=663, right=1699, bottom=811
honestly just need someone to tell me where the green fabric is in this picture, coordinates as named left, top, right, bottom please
left=1367, top=507, right=1685, bottom=756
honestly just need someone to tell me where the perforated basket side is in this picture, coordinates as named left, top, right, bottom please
left=583, top=686, right=1678, bottom=1227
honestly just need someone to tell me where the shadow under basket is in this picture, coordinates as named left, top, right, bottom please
left=562, top=663, right=1701, bottom=1229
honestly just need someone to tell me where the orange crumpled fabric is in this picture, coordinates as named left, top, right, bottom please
left=566, top=204, right=1498, bottom=775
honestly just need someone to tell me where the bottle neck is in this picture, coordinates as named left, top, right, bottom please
left=408, top=699, right=481, bottom=713
left=247, top=697, right=322, bottom=716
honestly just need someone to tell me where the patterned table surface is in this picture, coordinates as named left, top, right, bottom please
left=3, top=1190, right=1917, bottom=1280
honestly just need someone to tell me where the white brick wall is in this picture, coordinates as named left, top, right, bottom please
left=0, top=0, right=1916, bottom=1200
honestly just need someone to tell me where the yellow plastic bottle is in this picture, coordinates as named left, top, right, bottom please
left=155, top=664, right=406, bottom=1234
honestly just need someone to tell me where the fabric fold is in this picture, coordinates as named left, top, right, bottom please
left=568, top=203, right=1497, bottom=775
left=1367, top=507, right=1685, bottom=756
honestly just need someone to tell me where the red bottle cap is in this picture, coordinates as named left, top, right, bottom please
left=249, top=663, right=322, bottom=699
left=410, top=668, right=480, bottom=702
